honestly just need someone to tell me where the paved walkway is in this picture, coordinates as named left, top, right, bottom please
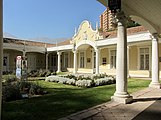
left=59, top=87, right=161, bottom=120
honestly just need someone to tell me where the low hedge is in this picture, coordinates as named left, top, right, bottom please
left=45, top=74, right=116, bottom=87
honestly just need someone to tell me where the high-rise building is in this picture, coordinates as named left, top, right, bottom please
left=99, top=8, right=113, bottom=32
left=99, top=8, right=141, bottom=33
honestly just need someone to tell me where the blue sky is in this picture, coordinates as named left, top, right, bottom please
left=3, top=0, right=106, bottom=42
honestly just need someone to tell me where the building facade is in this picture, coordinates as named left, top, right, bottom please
left=47, top=20, right=161, bottom=78
left=3, top=20, right=161, bottom=78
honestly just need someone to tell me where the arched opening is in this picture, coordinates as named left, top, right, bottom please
left=3, top=49, right=23, bottom=74
left=75, top=43, right=97, bottom=74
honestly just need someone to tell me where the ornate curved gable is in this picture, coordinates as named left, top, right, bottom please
left=72, top=20, right=103, bottom=45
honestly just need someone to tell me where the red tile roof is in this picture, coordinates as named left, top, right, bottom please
left=3, top=38, right=55, bottom=47
left=101, top=26, right=148, bottom=38
left=56, top=39, right=71, bottom=46
left=3, top=26, right=149, bottom=48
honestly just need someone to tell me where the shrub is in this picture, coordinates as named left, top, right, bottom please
left=2, top=81, right=45, bottom=102
left=18, top=81, right=34, bottom=93
left=45, top=70, right=52, bottom=77
left=77, top=75, right=84, bottom=80
left=65, top=74, right=77, bottom=80
left=95, top=77, right=116, bottom=86
left=58, top=78, right=68, bottom=84
left=18, top=81, right=44, bottom=95
left=28, top=70, right=38, bottom=77
left=2, top=71, right=13, bottom=75
left=45, top=74, right=116, bottom=88
left=29, top=83, right=44, bottom=95
left=3, top=83, right=21, bottom=102
left=45, top=76, right=59, bottom=82
left=66, top=79, right=75, bottom=85
left=28, top=69, right=52, bottom=77
left=38, top=69, right=46, bottom=77
left=75, top=80, right=92, bottom=88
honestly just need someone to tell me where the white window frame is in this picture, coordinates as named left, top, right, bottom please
left=109, top=49, right=116, bottom=69
left=138, top=46, right=151, bottom=70
left=79, top=51, right=86, bottom=68
left=102, top=57, right=107, bottom=65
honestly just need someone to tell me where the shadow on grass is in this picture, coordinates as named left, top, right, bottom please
left=2, top=85, right=115, bottom=120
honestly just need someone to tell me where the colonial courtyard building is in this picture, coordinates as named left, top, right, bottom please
left=3, top=20, right=161, bottom=79
left=48, top=20, right=161, bottom=78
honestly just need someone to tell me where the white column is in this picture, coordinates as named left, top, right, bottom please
left=92, top=50, right=94, bottom=73
left=95, top=48, right=100, bottom=74
left=149, top=33, right=160, bottom=89
left=112, top=12, right=132, bottom=104
left=57, top=52, right=61, bottom=73
left=73, top=50, right=77, bottom=74
left=127, top=46, right=130, bottom=77
left=0, top=0, right=3, bottom=117
left=46, top=53, right=49, bottom=71
left=149, top=46, right=152, bottom=78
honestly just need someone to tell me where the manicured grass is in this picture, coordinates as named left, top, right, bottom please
left=2, top=78, right=150, bottom=120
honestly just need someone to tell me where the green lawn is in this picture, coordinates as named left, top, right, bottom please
left=2, top=78, right=150, bottom=120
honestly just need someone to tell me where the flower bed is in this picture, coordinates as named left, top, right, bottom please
left=45, top=74, right=116, bottom=87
